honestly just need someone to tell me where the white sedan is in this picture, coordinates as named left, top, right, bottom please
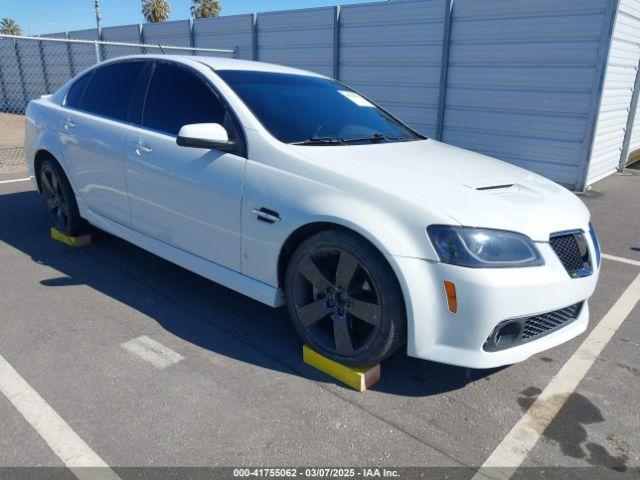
left=25, top=55, right=601, bottom=368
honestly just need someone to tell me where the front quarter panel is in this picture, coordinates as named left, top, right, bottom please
left=240, top=133, right=444, bottom=288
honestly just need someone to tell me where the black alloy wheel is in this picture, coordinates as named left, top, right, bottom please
left=39, top=159, right=81, bottom=236
left=285, top=230, right=405, bottom=366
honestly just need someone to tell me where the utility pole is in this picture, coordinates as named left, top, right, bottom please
left=94, top=0, right=102, bottom=63
left=94, top=0, right=102, bottom=33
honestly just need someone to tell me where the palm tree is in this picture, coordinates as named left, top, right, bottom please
left=0, top=18, right=22, bottom=35
left=141, top=0, right=170, bottom=23
left=191, top=0, right=222, bottom=19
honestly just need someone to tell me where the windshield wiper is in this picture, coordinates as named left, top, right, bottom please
left=289, top=136, right=345, bottom=145
left=340, top=133, right=409, bottom=144
left=290, top=133, right=411, bottom=146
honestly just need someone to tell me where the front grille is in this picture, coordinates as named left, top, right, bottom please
left=483, top=302, right=583, bottom=351
left=522, top=303, right=583, bottom=340
left=549, top=231, right=592, bottom=277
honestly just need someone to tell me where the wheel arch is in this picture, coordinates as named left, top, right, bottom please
left=277, top=220, right=408, bottom=315
left=33, top=149, right=59, bottom=192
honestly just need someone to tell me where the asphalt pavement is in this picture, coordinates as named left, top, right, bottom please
left=0, top=168, right=638, bottom=478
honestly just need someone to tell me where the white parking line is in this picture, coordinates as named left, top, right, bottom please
left=0, top=177, right=31, bottom=184
left=121, top=335, right=184, bottom=370
left=473, top=272, right=640, bottom=479
left=0, top=353, right=121, bottom=480
left=602, top=253, right=640, bottom=268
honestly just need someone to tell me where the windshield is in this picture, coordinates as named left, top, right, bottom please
left=215, top=70, right=423, bottom=145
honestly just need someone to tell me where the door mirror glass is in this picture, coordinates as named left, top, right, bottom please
left=176, top=123, right=234, bottom=151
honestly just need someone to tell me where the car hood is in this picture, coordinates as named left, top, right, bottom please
left=292, top=139, right=589, bottom=242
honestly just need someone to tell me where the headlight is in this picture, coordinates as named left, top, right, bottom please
left=427, top=225, right=544, bottom=268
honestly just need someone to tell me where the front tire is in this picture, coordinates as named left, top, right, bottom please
left=285, top=230, right=405, bottom=366
left=38, top=158, right=81, bottom=236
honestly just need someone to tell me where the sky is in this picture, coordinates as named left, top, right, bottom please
left=1, top=0, right=378, bottom=35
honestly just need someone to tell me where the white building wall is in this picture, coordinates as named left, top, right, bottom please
left=630, top=96, right=640, bottom=156
left=588, top=0, right=640, bottom=183
left=621, top=1, right=640, bottom=159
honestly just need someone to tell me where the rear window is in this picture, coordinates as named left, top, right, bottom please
left=64, top=72, right=91, bottom=109
left=81, top=62, right=145, bottom=122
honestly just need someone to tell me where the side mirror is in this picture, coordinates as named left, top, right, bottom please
left=176, top=123, right=235, bottom=152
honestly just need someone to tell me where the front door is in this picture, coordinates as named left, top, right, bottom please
left=124, top=61, right=246, bottom=272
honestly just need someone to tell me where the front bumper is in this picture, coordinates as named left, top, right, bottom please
left=390, top=240, right=599, bottom=369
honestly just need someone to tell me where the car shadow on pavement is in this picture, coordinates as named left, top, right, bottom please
left=0, top=189, right=498, bottom=396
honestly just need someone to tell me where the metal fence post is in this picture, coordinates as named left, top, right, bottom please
left=251, top=13, right=258, bottom=61
left=435, top=0, right=454, bottom=141
left=65, top=32, right=76, bottom=77
left=189, top=19, right=196, bottom=54
left=38, top=40, right=51, bottom=93
left=618, top=59, right=640, bottom=171
left=13, top=39, right=28, bottom=112
left=333, top=6, right=341, bottom=80
left=94, top=39, right=102, bottom=63
left=139, top=24, right=147, bottom=55
left=0, top=57, right=7, bottom=112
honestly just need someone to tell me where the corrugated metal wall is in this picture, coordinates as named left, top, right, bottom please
left=588, top=0, right=640, bottom=183
left=194, top=15, right=253, bottom=59
left=340, top=0, right=445, bottom=137
left=102, top=24, right=143, bottom=60
left=443, top=0, right=615, bottom=188
left=67, top=28, right=100, bottom=74
left=0, top=37, right=24, bottom=110
left=41, top=33, right=73, bottom=92
left=257, top=7, right=335, bottom=78
left=142, top=19, right=192, bottom=47
left=7, top=0, right=640, bottom=188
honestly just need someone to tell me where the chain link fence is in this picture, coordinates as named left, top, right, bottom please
left=0, top=34, right=235, bottom=173
left=0, top=33, right=237, bottom=115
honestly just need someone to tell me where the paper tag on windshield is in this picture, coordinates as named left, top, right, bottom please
left=338, top=90, right=375, bottom=108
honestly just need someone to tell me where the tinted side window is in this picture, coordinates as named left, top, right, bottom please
left=65, top=72, right=92, bottom=109
left=82, top=62, right=145, bottom=121
left=143, top=62, right=226, bottom=135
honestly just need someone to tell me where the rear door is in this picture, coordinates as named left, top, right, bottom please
left=123, top=61, right=246, bottom=271
left=60, top=61, right=148, bottom=225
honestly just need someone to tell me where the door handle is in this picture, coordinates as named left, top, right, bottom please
left=63, top=118, right=76, bottom=130
left=252, top=207, right=281, bottom=224
left=134, top=142, right=152, bottom=155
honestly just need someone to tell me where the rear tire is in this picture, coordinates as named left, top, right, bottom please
left=285, top=229, right=405, bottom=366
left=38, top=158, right=81, bottom=236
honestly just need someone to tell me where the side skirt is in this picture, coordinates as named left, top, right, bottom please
left=80, top=202, right=284, bottom=308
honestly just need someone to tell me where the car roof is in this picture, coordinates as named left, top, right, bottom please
left=105, top=54, right=327, bottom=78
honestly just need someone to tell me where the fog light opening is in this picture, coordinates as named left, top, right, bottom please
left=493, top=321, right=521, bottom=348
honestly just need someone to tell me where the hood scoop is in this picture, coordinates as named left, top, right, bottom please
left=463, top=179, right=520, bottom=194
